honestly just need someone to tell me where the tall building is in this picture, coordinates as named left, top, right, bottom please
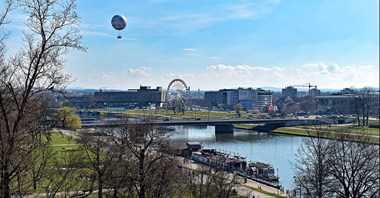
left=282, top=86, right=297, bottom=100
left=93, top=86, right=165, bottom=108
left=204, top=91, right=223, bottom=106
left=309, top=88, right=321, bottom=98
left=256, top=89, right=273, bottom=110
left=204, top=88, right=272, bottom=111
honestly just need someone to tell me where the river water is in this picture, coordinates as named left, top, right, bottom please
left=170, top=125, right=304, bottom=191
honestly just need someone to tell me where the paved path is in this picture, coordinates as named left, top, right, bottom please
left=181, top=159, right=287, bottom=198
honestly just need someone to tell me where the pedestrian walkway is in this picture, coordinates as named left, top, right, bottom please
left=181, top=158, right=287, bottom=198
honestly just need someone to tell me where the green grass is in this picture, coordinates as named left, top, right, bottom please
left=233, top=124, right=259, bottom=130
left=50, top=132, right=73, bottom=145
left=292, top=124, right=379, bottom=136
left=325, top=125, right=379, bottom=136
left=273, top=125, right=379, bottom=144
left=369, top=119, right=380, bottom=128
left=49, top=132, right=81, bottom=157
left=93, top=108, right=257, bottom=120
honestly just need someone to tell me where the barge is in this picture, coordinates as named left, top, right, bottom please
left=182, top=142, right=281, bottom=189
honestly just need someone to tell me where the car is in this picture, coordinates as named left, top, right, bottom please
left=222, top=117, right=229, bottom=120
left=163, top=118, right=170, bottom=121
left=195, top=118, right=201, bottom=120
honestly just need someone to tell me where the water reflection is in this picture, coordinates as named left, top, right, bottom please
left=170, top=125, right=303, bottom=191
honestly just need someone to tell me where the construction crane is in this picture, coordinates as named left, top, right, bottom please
left=289, top=83, right=317, bottom=96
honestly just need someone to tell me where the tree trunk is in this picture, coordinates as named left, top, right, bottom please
left=1, top=160, right=11, bottom=198
left=33, top=177, right=37, bottom=190
left=354, top=100, right=361, bottom=126
left=365, top=104, right=369, bottom=126
left=139, top=149, right=145, bottom=198
left=98, top=172, right=103, bottom=198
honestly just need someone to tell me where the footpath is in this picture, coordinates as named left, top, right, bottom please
left=181, top=158, right=288, bottom=198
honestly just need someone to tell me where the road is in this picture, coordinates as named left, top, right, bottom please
left=82, top=117, right=322, bottom=128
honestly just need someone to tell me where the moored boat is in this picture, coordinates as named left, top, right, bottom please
left=247, top=161, right=279, bottom=182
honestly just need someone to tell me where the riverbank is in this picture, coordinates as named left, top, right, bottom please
left=234, top=122, right=380, bottom=144
left=181, top=158, right=287, bottom=198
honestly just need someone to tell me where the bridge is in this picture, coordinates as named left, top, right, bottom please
left=83, top=118, right=326, bottom=134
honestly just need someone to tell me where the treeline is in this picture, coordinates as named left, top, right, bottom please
left=26, top=119, right=241, bottom=197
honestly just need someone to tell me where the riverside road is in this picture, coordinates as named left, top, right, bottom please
left=82, top=117, right=322, bottom=127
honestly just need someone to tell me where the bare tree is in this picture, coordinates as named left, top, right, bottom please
left=0, top=0, right=84, bottom=196
left=293, top=127, right=380, bottom=198
left=184, top=166, right=240, bottom=198
left=328, top=131, right=379, bottom=198
left=79, top=131, right=121, bottom=198
left=43, top=148, right=89, bottom=198
left=114, top=117, right=181, bottom=198
left=299, top=96, right=316, bottom=114
left=352, top=88, right=378, bottom=126
left=27, top=143, right=55, bottom=192
left=292, top=126, right=334, bottom=198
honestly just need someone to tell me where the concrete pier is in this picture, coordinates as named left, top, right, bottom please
left=215, top=124, right=234, bottom=134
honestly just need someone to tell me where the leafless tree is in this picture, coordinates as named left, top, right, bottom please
left=353, top=88, right=378, bottom=126
left=328, top=131, right=379, bottom=198
left=292, top=126, right=334, bottom=198
left=43, top=149, right=90, bottom=198
left=79, top=131, right=122, bottom=198
left=112, top=117, right=181, bottom=198
left=293, top=126, right=380, bottom=198
left=27, top=143, right=55, bottom=192
left=0, top=0, right=84, bottom=196
left=184, top=166, right=240, bottom=198
left=299, top=96, right=317, bottom=114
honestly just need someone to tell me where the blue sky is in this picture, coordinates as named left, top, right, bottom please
left=5, top=0, right=379, bottom=90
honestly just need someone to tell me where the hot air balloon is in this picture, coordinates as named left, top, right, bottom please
left=111, top=14, right=127, bottom=39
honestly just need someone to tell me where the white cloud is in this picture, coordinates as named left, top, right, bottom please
left=68, top=62, right=378, bottom=91
left=187, top=53, right=200, bottom=56
left=295, top=63, right=379, bottom=88
left=127, top=67, right=152, bottom=77
left=207, top=64, right=283, bottom=72
left=208, top=56, right=220, bottom=59
left=303, top=62, right=342, bottom=74
left=202, top=63, right=379, bottom=89
left=164, top=71, right=194, bottom=79
left=181, top=48, right=197, bottom=51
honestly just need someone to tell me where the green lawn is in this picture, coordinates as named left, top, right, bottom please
left=234, top=124, right=259, bottom=130
left=88, top=108, right=258, bottom=120
left=273, top=125, right=379, bottom=144
left=369, top=119, right=380, bottom=128
left=50, top=132, right=73, bottom=145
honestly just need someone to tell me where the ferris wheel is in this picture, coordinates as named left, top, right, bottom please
left=166, top=79, right=190, bottom=114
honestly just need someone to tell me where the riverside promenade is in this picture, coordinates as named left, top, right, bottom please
left=181, top=158, right=288, bottom=198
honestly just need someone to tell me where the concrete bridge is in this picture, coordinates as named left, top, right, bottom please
left=83, top=118, right=327, bottom=134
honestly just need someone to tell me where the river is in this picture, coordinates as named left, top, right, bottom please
left=170, top=125, right=304, bottom=191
